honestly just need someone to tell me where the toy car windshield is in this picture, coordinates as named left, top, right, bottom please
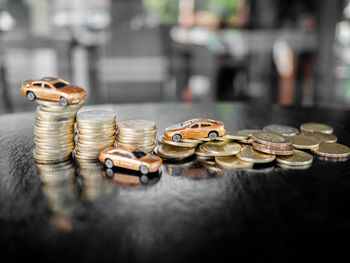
left=132, top=149, right=147, bottom=159
left=54, top=82, right=68, bottom=89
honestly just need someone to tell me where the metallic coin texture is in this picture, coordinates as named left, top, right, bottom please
left=215, top=156, right=253, bottom=169
left=300, top=123, right=333, bottom=134
left=300, top=131, right=337, bottom=143
left=263, top=124, right=299, bottom=136
left=311, top=142, right=350, bottom=158
left=237, top=146, right=275, bottom=164
left=291, top=135, right=319, bottom=149
left=155, top=144, right=195, bottom=159
left=252, top=131, right=292, bottom=147
left=200, top=141, right=241, bottom=156
left=276, top=150, right=313, bottom=166
left=158, top=135, right=198, bottom=148
left=252, top=142, right=294, bottom=156
left=77, top=110, right=116, bottom=123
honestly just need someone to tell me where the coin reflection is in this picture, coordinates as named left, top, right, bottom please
left=36, top=159, right=77, bottom=232
left=164, top=159, right=223, bottom=178
left=101, top=167, right=161, bottom=187
left=76, top=160, right=114, bottom=200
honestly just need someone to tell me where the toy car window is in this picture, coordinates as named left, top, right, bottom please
left=54, top=82, right=68, bottom=89
left=201, top=124, right=211, bottom=127
left=33, top=83, right=41, bottom=87
left=181, top=121, right=191, bottom=127
left=191, top=124, right=199, bottom=128
left=132, top=149, right=147, bottom=159
left=44, top=84, right=51, bottom=89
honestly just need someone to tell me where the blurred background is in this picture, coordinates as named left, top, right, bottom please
left=0, top=0, right=349, bottom=114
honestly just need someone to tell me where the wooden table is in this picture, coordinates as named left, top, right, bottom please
left=0, top=102, right=349, bottom=262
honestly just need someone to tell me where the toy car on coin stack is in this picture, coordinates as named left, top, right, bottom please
left=164, top=118, right=226, bottom=142
left=99, top=146, right=162, bottom=174
left=21, top=77, right=86, bottom=106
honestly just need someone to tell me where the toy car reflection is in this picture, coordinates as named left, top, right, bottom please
left=99, top=146, right=162, bottom=174
left=21, top=77, right=87, bottom=106
left=164, top=118, right=226, bottom=142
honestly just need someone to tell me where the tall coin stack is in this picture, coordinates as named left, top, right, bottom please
left=117, top=119, right=157, bottom=153
left=75, top=110, right=117, bottom=161
left=34, top=100, right=83, bottom=163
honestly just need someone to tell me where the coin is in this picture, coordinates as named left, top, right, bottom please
left=263, top=124, right=299, bottom=136
left=311, top=142, right=350, bottom=158
left=195, top=147, right=214, bottom=158
left=237, top=129, right=262, bottom=137
left=300, top=131, right=337, bottom=143
left=215, top=156, right=253, bottom=169
left=200, top=141, right=241, bottom=156
left=252, top=131, right=292, bottom=147
left=237, top=138, right=254, bottom=144
left=291, top=135, right=319, bottom=149
left=237, top=146, right=275, bottom=163
left=277, top=163, right=312, bottom=170
left=158, top=135, right=197, bottom=148
left=276, top=150, right=313, bottom=166
left=300, top=123, right=333, bottom=134
left=118, top=119, right=156, bottom=132
left=223, top=133, right=249, bottom=140
left=77, top=110, right=116, bottom=123
left=252, top=142, right=294, bottom=156
left=155, top=144, right=195, bottom=159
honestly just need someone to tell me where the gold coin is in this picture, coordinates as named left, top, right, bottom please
left=77, top=110, right=116, bottom=123
left=276, top=150, right=313, bottom=166
left=155, top=144, right=195, bottom=159
left=195, top=147, right=214, bottom=158
left=237, top=146, right=275, bottom=163
left=215, top=156, right=253, bottom=169
left=300, top=131, right=337, bottom=143
left=263, top=124, right=299, bottom=136
left=300, top=123, right=333, bottom=134
left=200, top=141, right=241, bottom=156
left=252, top=131, right=292, bottom=147
left=237, top=138, right=254, bottom=144
left=291, top=135, right=319, bottom=149
left=237, top=129, right=262, bottom=137
left=158, top=135, right=197, bottom=148
left=311, top=142, right=350, bottom=158
left=252, top=142, right=294, bottom=156
left=117, top=119, right=156, bottom=132
left=277, top=163, right=312, bottom=170
left=223, top=133, right=249, bottom=140
left=138, top=144, right=156, bottom=153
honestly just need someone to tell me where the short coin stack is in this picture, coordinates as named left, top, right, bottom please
left=75, top=110, right=116, bottom=161
left=117, top=119, right=157, bottom=153
left=34, top=100, right=83, bottom=163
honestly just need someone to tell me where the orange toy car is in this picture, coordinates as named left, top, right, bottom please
left=99, top=146, right=162, bottom=174
left=164, top=118, right=226, bottom=142
left=21, top=77, right=86, bottom=106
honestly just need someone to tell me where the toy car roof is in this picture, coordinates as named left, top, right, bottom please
left=40, top=77, right=69, bottom=84
left=187, top=118, right=222, bottom=124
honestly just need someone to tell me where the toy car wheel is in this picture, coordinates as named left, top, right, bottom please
left=105, top=168, right=114, bottom=178
left=140, top=165, right=149, bottom=174
left=140, top=174, right=149, bottom=185
left=208, top=131, right=218, bottom=140
left=104, top=158, right=114, bottom=169
left=60, top=97, right=69, bottom=106
left=27, top=91, right=36, bottom=101
left=172, top=134, right=182, bottom=142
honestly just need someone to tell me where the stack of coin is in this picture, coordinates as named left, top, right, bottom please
left=34, top=100, right=83, bottom=163
left=251, top=131, right=295, bottom=156
left=75, top=110, right=116, bottom=161
left=117, top=119, right=157, bottom=152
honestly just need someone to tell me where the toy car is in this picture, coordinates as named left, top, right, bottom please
left=164, top=118, right=226, bottom=142
left=21, top=77, right=86, bottom=106
left=99, top=146, right=162, bottom=174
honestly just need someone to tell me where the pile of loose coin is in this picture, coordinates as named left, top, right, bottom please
left=116, top=119, right=157, bottom=153
left=75, top=110, right=117, bottom=161
left=34, top=100, right=83, bottom=163
left=155, top=122, right=350, bottom=170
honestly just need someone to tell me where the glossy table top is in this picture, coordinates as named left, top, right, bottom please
left=0, top=102, right=350, bottom=262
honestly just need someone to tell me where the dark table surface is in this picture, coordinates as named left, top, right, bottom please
left=1, top=102, right=350, bottom=262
